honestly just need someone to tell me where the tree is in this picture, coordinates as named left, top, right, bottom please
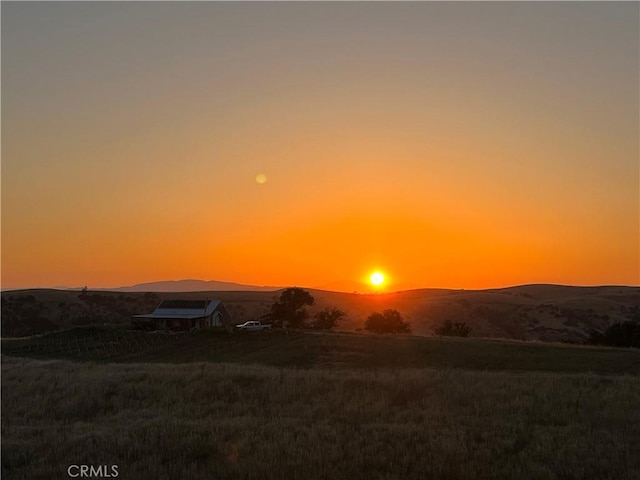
left=435, top=320, right=473, bottom=337
left=309, top=307, right=345, bottom=330
left=588, top=320, right=640, bottom=348
left=266, top=287, right=315, bottom=328
left=364, top=309, right=411, bottom=334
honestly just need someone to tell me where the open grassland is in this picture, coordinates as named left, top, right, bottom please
left=3, top=285, right=639, bottom=342
left=2, top=327, right=639, bottom=374
left=2, top=355, right=640, bottom=480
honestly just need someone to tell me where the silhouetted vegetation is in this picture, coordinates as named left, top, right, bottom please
left=364, top=309, right=411, bottom=334
left=265, top=287, right=315, bottom=328
left=435, top=320, right=473, bottom=337
left=588, top=320, right=640, bottom=348
left=1, top=295, right=57, bottom=337
left=308, top=307, right=345, bottom=330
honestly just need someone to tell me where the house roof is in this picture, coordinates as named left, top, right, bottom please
left=132, top=299, right=225, bottom=320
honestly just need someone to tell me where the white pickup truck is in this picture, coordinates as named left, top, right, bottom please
left=235, top=320, right=272, bottom=331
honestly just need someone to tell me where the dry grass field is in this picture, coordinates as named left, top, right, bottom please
left=2, top=287, right=638, bottom=479
left=3, top=354, right=639, bottom=480
left=2, top=329, right=640, bottom=479
left=2, top=327, right=640, bottom=374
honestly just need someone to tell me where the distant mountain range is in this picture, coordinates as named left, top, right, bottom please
left=105, top=279, right=282, bottom=293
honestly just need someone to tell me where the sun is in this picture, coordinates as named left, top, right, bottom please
left=370, top=271, right=385, bottom=287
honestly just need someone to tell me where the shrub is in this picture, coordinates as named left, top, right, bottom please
left=364, top=309, right=411, bottom=334
left=435, top=320, right=472, bottom=337
left=309, top=308, right=345, bottom=330
left=588, top=321, right=640, bottom=348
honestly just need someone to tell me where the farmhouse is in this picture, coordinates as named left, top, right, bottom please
left=132, top=300, right=231, bottom=331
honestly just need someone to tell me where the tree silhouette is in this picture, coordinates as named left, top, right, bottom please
left=266, top=287, right=315, bottom=328
left=588, top=320, right=639, bottom=348
left=435, top=320, right=473, bottom=337
left=310, top=307, right=345, bottom=330
left=364, top=309, right=411, bottom=334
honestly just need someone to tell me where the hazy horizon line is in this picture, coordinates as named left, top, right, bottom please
left=2, top=279, right=638, bottom=295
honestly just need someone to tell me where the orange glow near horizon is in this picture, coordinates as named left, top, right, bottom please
left=2, top=3, right=638, bottom=292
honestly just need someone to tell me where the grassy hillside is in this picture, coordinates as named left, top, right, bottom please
left=2, top=327, right=639, bottom=374
left=309, top=285, right=639, bottom=342
left=0, top=289, right=279, bottom=337
left=3, top=354, right=640, bottom=480
left=2, top=285, right=639, bottom=342
left=3, top=328, right=639, bottom=479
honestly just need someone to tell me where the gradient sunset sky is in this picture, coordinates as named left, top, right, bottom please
left=2, top=2, right=638, bottom=292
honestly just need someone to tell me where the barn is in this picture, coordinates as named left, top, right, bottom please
left=131, top=300, right=231, bottom=331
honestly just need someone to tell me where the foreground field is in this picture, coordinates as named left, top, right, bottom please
left=2, top=355, right=639, bottom=480
left=2, top=327, right=640, bottom=374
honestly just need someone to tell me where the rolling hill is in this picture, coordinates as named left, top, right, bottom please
left=1, top=284, right=638, bottom=342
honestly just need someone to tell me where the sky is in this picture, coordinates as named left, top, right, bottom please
left=2, top=2, right=639, bottom=292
